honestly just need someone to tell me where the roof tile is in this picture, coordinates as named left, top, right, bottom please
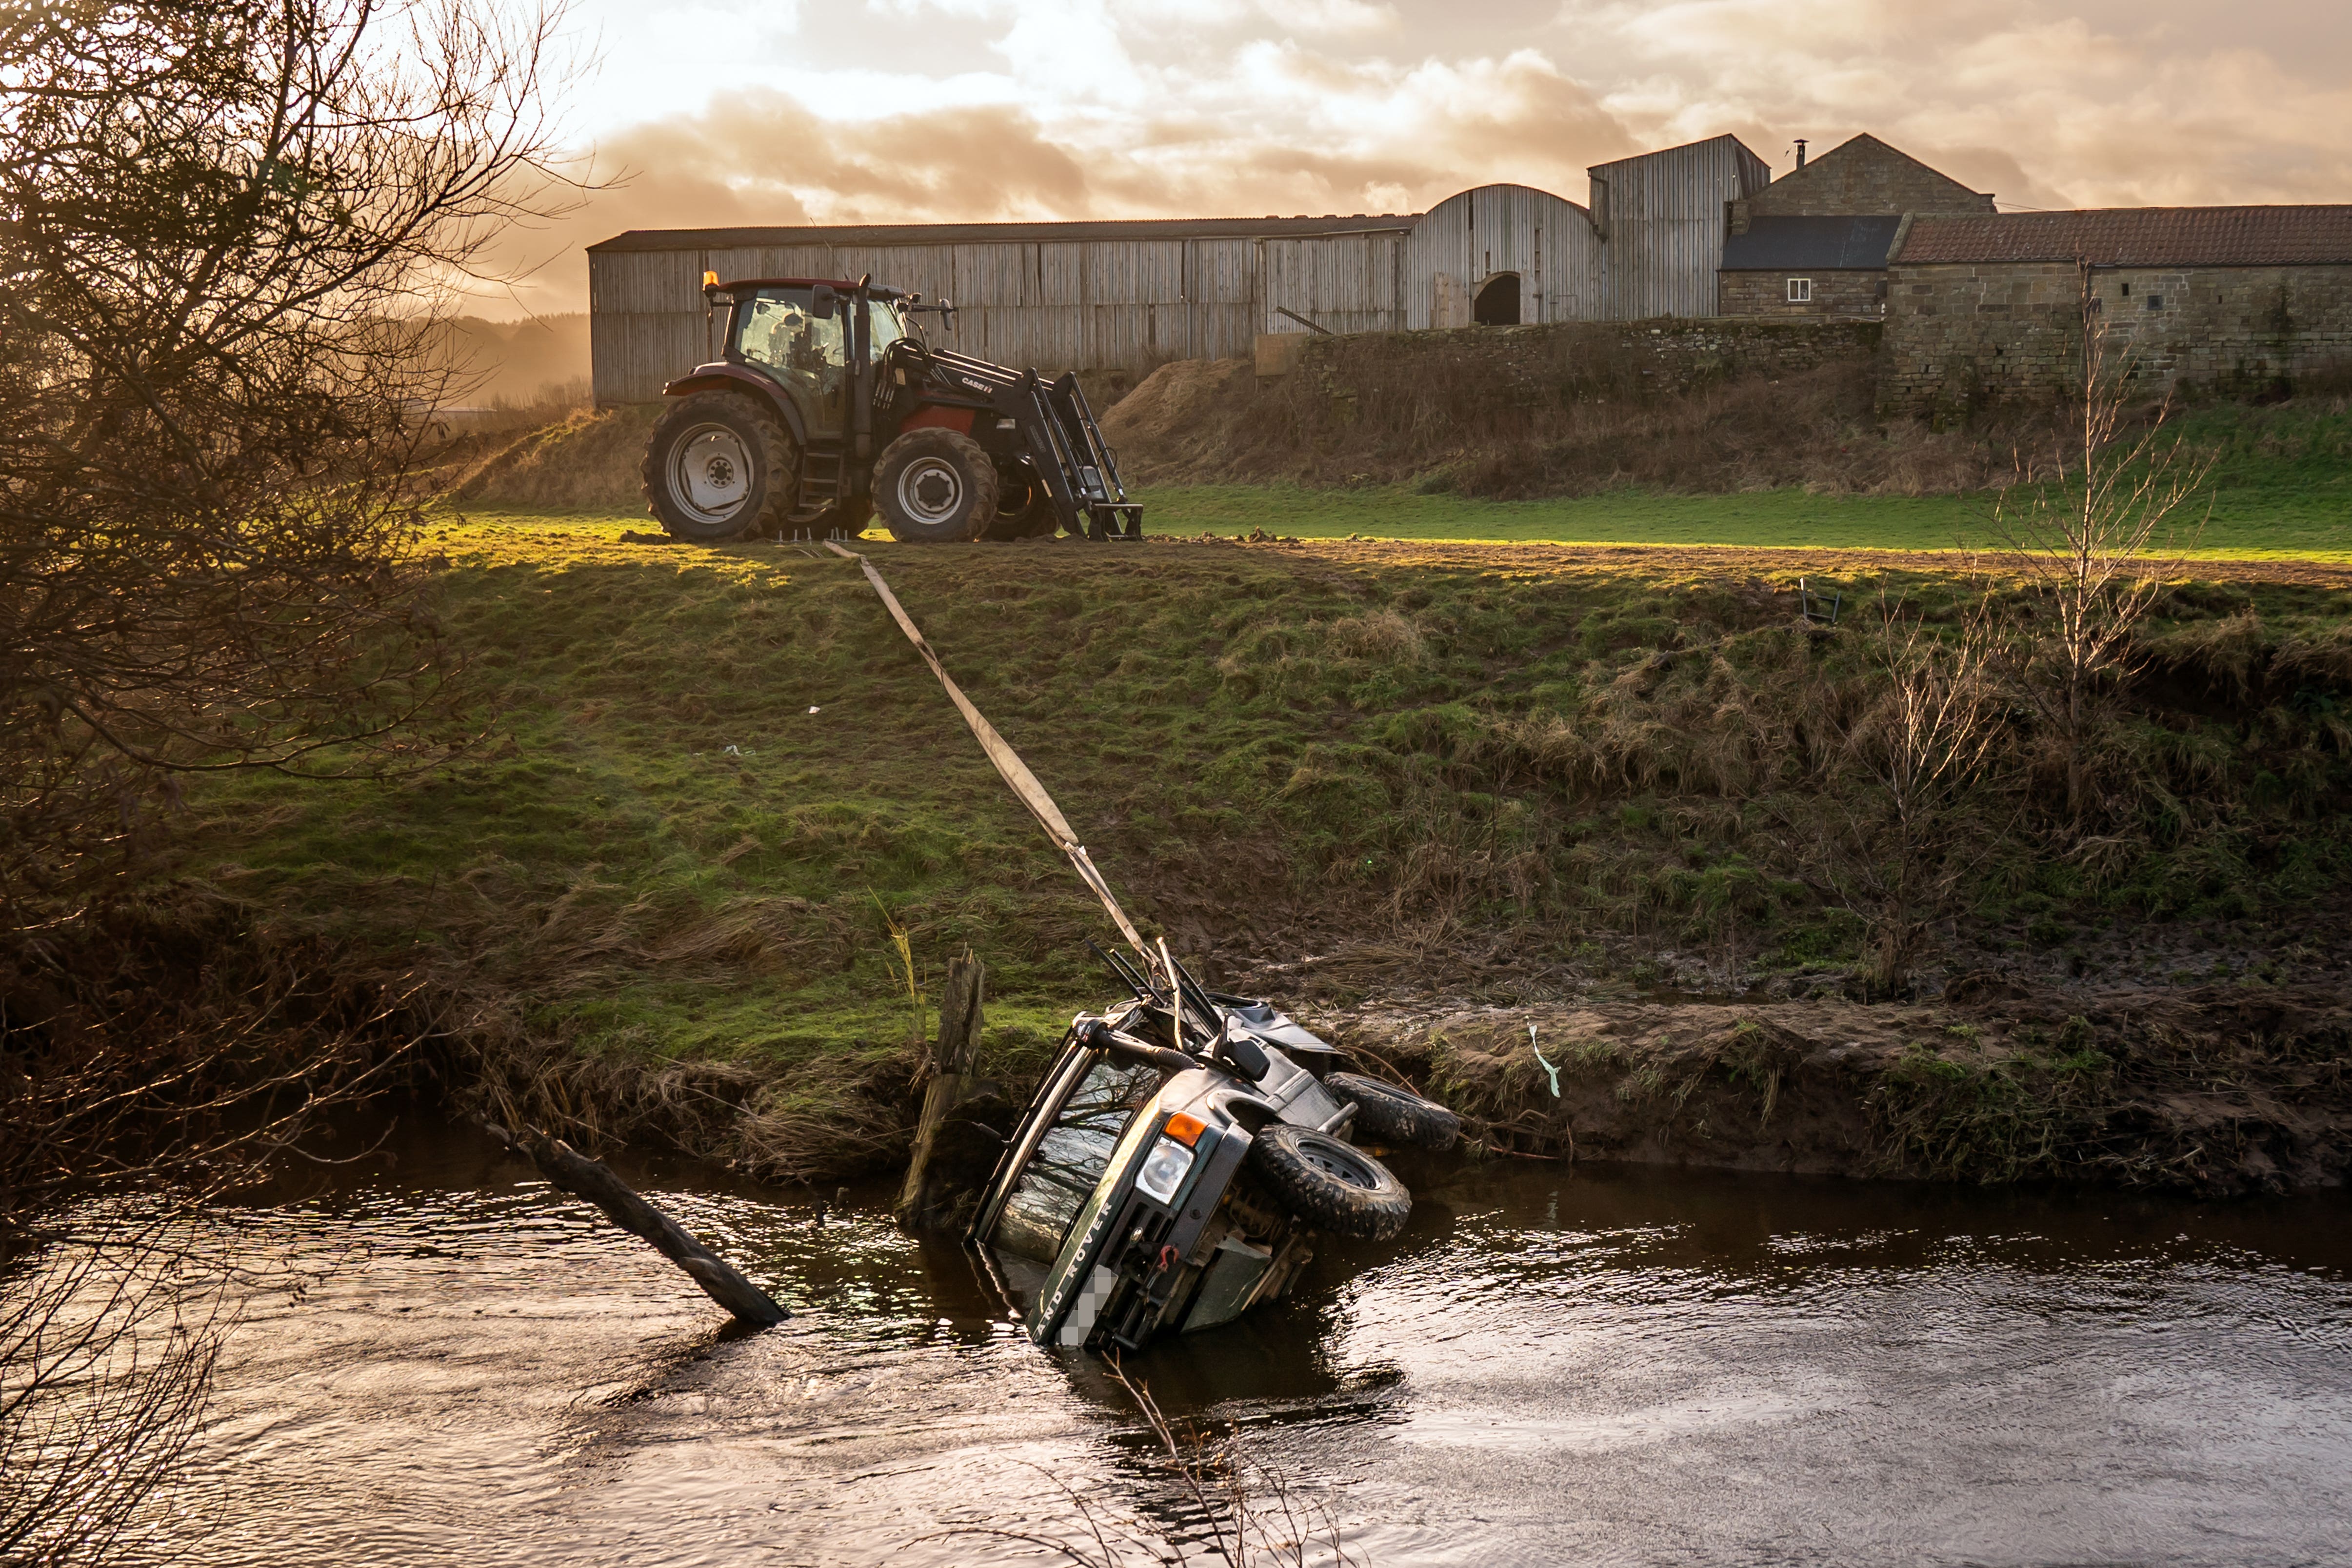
left=1896, top=207, right=2352, bottom=267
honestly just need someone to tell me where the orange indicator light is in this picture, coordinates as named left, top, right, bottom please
left=1164, top=1112, right=1207, bottom=1146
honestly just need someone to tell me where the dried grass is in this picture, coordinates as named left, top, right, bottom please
left=1105, top=345, right=2045, bottom=500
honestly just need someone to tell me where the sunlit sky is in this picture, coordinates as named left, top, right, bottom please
left=476, top=0, right=2352, bottom=317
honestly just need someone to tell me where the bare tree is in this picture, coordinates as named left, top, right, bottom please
left=1817, top=595, right=2005, bottom=997
left=0, top=0, right=581, bottom=921
left=1997, top=262, right=2213, bottom=822
left=2, top=3, right=578, bottom=1557
left=0, top=908, right=429, bottom=1561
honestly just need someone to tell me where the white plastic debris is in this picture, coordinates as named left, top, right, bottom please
left=808, top=705, right=820, bottom=714
left=1530, top=1022, right=1560, bottom=1098
left=723, top=744, right=740, bottom=755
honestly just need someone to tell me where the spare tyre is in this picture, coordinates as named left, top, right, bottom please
left=874, top=427, right=998, bottom=542
left=1324, top=1072, right=1461, bottom=1152
left=1246, top=1125, right=1411, bottom=1242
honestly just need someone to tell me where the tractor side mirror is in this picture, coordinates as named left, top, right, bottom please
left=810, top=285, right=837, bottom=320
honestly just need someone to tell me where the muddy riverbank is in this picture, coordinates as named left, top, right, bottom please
left=1310, top=980, right=2352, bottom=1195
left=443, top=970, right=2352, bottom=1202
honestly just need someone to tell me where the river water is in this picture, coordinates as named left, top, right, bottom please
left=46, top=1118, right=2352, bottom=1567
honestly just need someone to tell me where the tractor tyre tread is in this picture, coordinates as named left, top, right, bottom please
left=1245, top=1125, right=1411, bottom=1242
left=1324, top=1072, right=1461, bottom=1152
left=874, top=428, right=997, bottom=543
left=642, top=392, right=797, bottom=543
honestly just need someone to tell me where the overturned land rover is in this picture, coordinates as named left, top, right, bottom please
left=970, top=949, right=1460, bottom=1350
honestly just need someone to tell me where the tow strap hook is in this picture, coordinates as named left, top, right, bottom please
left=1155, top=1244, right=1179, bottom=1274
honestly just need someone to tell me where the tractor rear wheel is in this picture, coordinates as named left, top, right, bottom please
left=874, top=429, right=997, bottom=543
left=642, top=393, right=797, bottom=542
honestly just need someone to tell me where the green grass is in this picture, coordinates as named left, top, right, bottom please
left=178, top=507, right=2352, bottom=1102
left=1124, top=396, right=2352, bottom=554
left=1133, top=479, right=2349, bottom=557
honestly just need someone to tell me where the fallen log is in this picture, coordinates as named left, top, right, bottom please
left=489, top=1124, right=788, bottom=1327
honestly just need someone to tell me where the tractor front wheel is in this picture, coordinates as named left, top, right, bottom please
left=874, top=429, right=998, bottom=543
left=642, top=393, right=797, bottom=542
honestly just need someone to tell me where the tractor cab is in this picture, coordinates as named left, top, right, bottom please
left=726, top=282, right=908, bottom=444
left=638, top=274, right=1144, bottom=547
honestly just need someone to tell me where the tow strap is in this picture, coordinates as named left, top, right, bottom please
left=826, top=541, right=1153, bottom=964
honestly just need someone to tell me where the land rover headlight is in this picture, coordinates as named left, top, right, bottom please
left=1135, top=1135, right=1195, bottom=1205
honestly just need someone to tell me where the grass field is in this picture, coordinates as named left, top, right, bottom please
left=1133, top=479, right=2349, bottom=556
left=489, top=479, right=2348, bottom=558
left=180, top=507, right=2352, bottom=1113
left=505, top=472, right=2344, bottom=561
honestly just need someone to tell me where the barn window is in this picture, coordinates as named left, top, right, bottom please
left=1787, top=278, right=1813, bottom=302
left=2122, top=282, right=2131, bottom=297
left=2146, top=295, right=2164, bottom=311
left=1474, top=273, right=1521, bottom=326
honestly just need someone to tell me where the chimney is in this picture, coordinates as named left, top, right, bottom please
left=1794, top=139, right=1808, bottom=168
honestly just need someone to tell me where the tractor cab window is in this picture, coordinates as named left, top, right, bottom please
left=991, top=1053, right=1162, bottom=1264
left=866, top=299, right=906, bottom=360
left=736, top=287, right=847, bottom=424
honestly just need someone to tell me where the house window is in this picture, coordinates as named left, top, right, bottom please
left=1787, top=278, right=1813, bottom=302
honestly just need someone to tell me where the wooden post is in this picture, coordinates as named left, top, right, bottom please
left=897, top=947, right=987, bottom=1230
left=498, top=1125, right=789, bottom=1327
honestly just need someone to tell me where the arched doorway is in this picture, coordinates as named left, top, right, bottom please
left=1474, top=272, right=1521, bottom=326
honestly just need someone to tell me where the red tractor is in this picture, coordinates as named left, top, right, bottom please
left=641, top=273, right=1144, bottom=545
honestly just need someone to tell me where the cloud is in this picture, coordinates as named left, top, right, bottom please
left=1568, top=0, right=2352, bottom=211
left=474, top=0, right=2352, bottom=316
left=479, top=40, right=1641, bottom=311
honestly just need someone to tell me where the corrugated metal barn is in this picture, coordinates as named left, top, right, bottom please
left=586, top=135, right=1775, bottom=404
left=1590, top=135, right=1773, bottom=319
left=1404, top=184, right=1603, bottom=328
left=587, top=215, right=1413, bottom=404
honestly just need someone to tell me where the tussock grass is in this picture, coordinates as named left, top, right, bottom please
left=171, top=516, right=2352, bottom=1176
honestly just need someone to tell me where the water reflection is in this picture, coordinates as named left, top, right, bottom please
left=30, top=1113, right=2352, bottom=1567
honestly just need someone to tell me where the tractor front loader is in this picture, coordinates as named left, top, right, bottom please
left=641, top=274, right=1144, bottom=545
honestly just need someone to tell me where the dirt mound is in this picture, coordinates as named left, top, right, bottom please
left=445, top=404, right=656, bottom=512
left=1092, top=350, right=2049, bottom=499
left=1098, top=357, right=1255, bottom=484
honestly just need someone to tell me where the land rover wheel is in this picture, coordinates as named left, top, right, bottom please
left=1324, top=1072, right=1461, bottom=1152
left=1246, top=1125, right=1412, bottom=1242
left=642, top=392, right=797, bottom=542
left=874, top=428, right=998, bottom=543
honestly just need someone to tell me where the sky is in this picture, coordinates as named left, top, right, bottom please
left=472, top=0, right=2352, bottom=318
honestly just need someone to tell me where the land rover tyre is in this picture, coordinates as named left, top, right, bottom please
left=874, top=428, right=998, bottom=542
left=1323, top=1072, right=1460, bottom=1152
left=1245, top=1125, right=1411, bottom=1242
left=642, top=392, right=797, bottom=542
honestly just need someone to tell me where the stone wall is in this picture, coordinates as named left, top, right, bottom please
left=1718, top=269, right=1888, bottom=319
left=1285, top=316, right=1886, bottom=405
left=1881, top=262, right=2352, bottom=417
